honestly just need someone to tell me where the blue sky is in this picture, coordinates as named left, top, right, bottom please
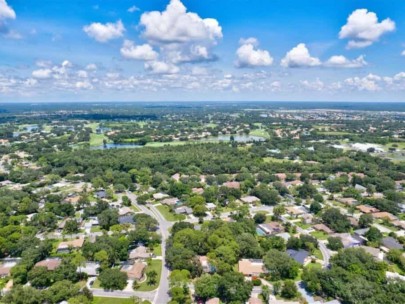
left=0, top=0, right=404, bottom=102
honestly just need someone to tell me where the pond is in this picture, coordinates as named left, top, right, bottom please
left=90, top=143, right=143, bottom=150
left=199, top=134, right=266, bottom=143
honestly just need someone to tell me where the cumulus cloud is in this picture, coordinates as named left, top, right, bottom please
left=235, top=38, right=273, bottom=68
left=300, top=78, right=324, bottom=91
left=120, top=40, right=158, bottom=61
left=402, top=50, right=405, bottom=56
left=344, top=73, right=382, bottom=91
left=144, top=61, right=179, bottom=74
left=281, top=43, right=321, bottom=68
left=140, top=0, right=222, bottom=44
left=128, top=5, right=140, bottom=13
left=32, top=69, right=52, bottom=79
left=0, top=0, right=15, bottom=20
left=325, top=55, right=367, bottom=68
left=339, top=9, right=395, bottom=49
left=83, top=20, right=125, bottom=42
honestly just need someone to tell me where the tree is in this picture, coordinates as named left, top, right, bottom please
left=218, top=272, right=252, bottom=303
left=97, top=209, right=119, bottom=230
left=2, top=285, right=43, bottom=304
left=327, top=236, right=344, bottom=251
left=194, top=274, right=220, bottom=300
left=98, top=268, right=128, bottom=290
left=253, top=212, right=266, bottom=224
left=273, top=204, right=285, bottom=219
left=264, top=249, right=300, bottom=280
left=281, top=280, right=298, bottom=299
left=236, top=233, right=263, bottom=258
left=322, top=208, right=351, bottom=233
left=365, top=227, right=383, bottom=244
left=147, top=270, right=158, bottom=285
left=28, top=266, right=52, bottom=288
left=310, top=201, right=322, bottom=214
left=64, top=219, right=79, bottom=234
left=359, top=213, right=373, bottom=228
left=261, top=285, right=271, bottom=303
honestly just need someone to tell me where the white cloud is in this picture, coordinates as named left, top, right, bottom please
left=120, top=40, right=158, bottom=61
left=0, top=0, right=15, bottom=20
left=77, top=70, right=88, bottom=78
left=281, top=43, right=321, bottom=68
left=140, top=0, right=222, bottom=44
left=325, top=55, right=367, bottom=68
left=75, top=81, right=93, bottom=90
left=339, top=9, right=395, bottom=49
left=144, top=61, right=179, bottom=74
left=344, top=73, right=381, bottom=91
left=235, top=38, right=273, bottom=68
left=83, top=20, right=125, bottom=43
left=32, top=69, right=52, bottom=79
left=128, top=5, right=140, bottom=13
left=300, top=78, right=324, bottom=91
left=402, top=50, right=405, bottom=56
left=86, top=63, right=97, bottom=71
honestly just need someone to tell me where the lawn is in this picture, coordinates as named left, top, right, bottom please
left=130, top=205, right=140, bottom=212
left=90, top=133, right=107, bottom=146
left=92, top=297, right=135, bottom=304
left=310, top=231, right=329, bottom=240
left=86, top=122, right=99, bottom=132
left=250, top=128, right=270, bottom=139
left=135, top=260, right=162, bottom=292
left=91, top=226, right=102, bottom=233
left=317, top=131, right=351, bottom=136
left=306, top=262, right=322, bottom=270
left=92, top=278, right=101, bottom=289
left=152, top=244, right=162, bottom=256
left=263, top=157, right=292, bottom=163
left=156, top=205, right=186, bottom=221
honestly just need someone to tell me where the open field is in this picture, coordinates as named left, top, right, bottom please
left=92, top=297, right=135, bottom=304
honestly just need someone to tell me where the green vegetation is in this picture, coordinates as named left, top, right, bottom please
left=156, top=205, right=185, bottom=221
left=135, top=260, right=162, bottom=291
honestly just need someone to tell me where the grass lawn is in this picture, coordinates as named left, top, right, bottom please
left=130, top=205, right=140, bottom=212
left=152, top=244, right=162, bottom=256
left=90, top=133, right=107, bottom=146
left=313, top=249, right=323, bottom=260
left=306, top=262, right=322, bottom=270
left=295, top=222, right=311, bottom=230
left=92, top=278, right=101, bottom=289
left=86, top=122, right=99, bottom=132
left=135, top=260, right=162, bottom=292
left=91, top=226, right=102, bottom=233
left=317, top=131, right=351, bottom=136
left=92, top=297, right=135, bottom=304
left=250, top=128, right=270, bottom=139
left=263, top=157, right=292, bottom=163
left=156, top=205, right=185, bottom=222
left=310, top=231, right=329, bottom=240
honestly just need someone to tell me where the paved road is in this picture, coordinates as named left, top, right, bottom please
left=127, top=191, right=173, bottom=304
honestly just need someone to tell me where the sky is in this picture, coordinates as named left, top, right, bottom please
left=0, top=0, right=405, bottom=102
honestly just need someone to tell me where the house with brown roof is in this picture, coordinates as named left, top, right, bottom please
left=238, top=259, right=266, bottom=277
left=372, top=212, right=398, bottom=222
left=222, top=181, right=240, bottom=189
left=199, top=256, right=215, bottom=273
left=35, top=258, right=61, bottom=271
left=206, top=298, right=220, bottom=304
left=337, top=197, right=358, bottom=206
left=129, top=246, right=151, bottom=261
left=241, top=196, right=260, bottom=204
left=161, top=197, right=180, bottom=206
left=121, top=262, right=146, bottom=280
left=356, top=205, right=379, bottom=214
left=258, top=222, right=284, bottom=235
left=313, top=224, right=333, bottom=234
left=57, top=238, right=85, bottom=253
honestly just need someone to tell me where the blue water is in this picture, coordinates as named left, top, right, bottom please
left=256, top=227, right=266, bottom=236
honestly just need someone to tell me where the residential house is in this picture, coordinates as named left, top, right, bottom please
left=313, top=224, right=333, bottom=234
left=121, top=262, right=146, bottom=280
left=35, top=258, right=61, bottom=271
left=248, top=298, right=263, bottom=304
left=0, top=261, right=18, bottom=278
left=77, top=262, right=100, bottom=276
left=174, top=206, right=193, bottom=215
left=129, top=246, right=151, bottom=261
left=372, top=212, right=398, bottom=222
left=287, top=249, right=310, bottom=265
left=356, top=205, right=379, bottom=214
left=337, top=197, right=358, bottom=206
left=205, top=298, right=220, bottom=304
left=95, top=190, right=107, bottom=199
left=57, top=238, right=85, bottom=253
left=354, top=184, right=367, bottom=193
left=359, top=246, right=384, bottom=261
left=332, top=233, right=363, bottom=248
left=238, top=259, right=266, bottom=277
left=258, top=222, right=284, bottom=235
left=192, top=188, right=204, bottom=195
left=161, top=197, right=180, bottom=206
left=381, top=237, right=403, bottom=251
left=153, top=193, right=169, bottom=200
left=241, top=196, right=260, bottom=204
left=301, top=213, right=314, bottom=224
left=222, top=181, right=240, bottom=189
